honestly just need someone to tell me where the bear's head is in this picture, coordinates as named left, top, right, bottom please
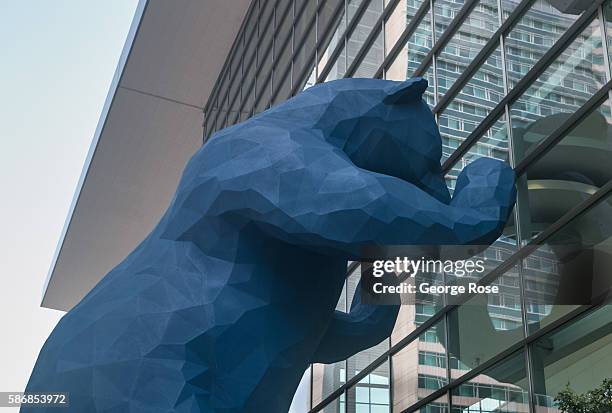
left=308, top=77, right=449, bottom=203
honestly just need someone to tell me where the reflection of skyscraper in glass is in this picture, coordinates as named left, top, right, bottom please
left=200, top=0, right=612, bottom=412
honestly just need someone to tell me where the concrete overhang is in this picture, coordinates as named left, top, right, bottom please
left=42, top=0, right=251, bottom=311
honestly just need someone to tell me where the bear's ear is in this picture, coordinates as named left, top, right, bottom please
left=383, top=77, right=428, bottom=104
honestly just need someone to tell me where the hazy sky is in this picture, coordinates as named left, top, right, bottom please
left=0, top=0, right=138, bottom=405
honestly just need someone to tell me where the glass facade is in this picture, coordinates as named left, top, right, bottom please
left=204, top=0, right=612, bottom=412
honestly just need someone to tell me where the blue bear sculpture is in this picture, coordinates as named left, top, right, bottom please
left=24, top=78, right=516, bottom=412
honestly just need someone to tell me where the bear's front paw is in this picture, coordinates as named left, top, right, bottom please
left=450, top=157, right=516, bottom=220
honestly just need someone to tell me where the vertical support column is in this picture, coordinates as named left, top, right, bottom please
left=290, top=0, right=295, bottom=89
left=388, top=346, right=394, bottom=413
left=429, top=0, right=439, bottom=106
left=443, top=311, right=453, bottom=411
left=253, top=0, right=260, bottom=116
left=520, top=259, right=537, bottom=413
left=495, top=3, right=536, bottom=412
left=315, top=0, right=320, bottom=80
left=239, top=30, right=245, bottom=118
left=343, top=0, right=349, bottom=77
left=529, top=341, right=547, bottom=412
left=271, top=3, right=277, bottom=108
left=381, top=0, right=387, bottom=67
left=599, top=4, right=611, bottom=83
left=597, top=3, right=612, bottom=116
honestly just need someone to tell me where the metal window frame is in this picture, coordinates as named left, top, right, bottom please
left=441, top=0, right=605, bottom=173
left=514, top=79, right=612, bottom=176
left=312, top=297, right=611, bottom=413
left=432, top=0, right=536, bottom=114
left=203, top=0, right=259, bottom=127
left=291, top=0, right=347, bottom=97
left=227, top=0, right=349, bottom=131
left=285, top=0, right=344, bottom=97
left=343, top=0, right=399, bottom=78
left=317, top=0, right=374, bottom=82
left=206, top=0, right=303, bottom=141
left=399, top=301, right=610, bottom=413
left=308, top=176, right=612, bottom=412
left=252, top=0, right=302, bottom=109
left=201, top=1, right=612, bottom=411
left=242, top=0, right=285, bottom=115
left=204, top=0, right=601, bottom=140
left=375, top=0, right=433, bottom=79
left=414, top=0, right=480, bottom=77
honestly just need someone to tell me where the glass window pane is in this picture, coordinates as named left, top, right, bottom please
left=274, top=2, right=293, bottom=80
left=217, top=68, right=230, bottom=114
left=531, top=305, right=612, bottom=412
left=295, top=0, right=317, bottom=54
left=290, top=369, right=312, bottom=413
left=348, top=0, right=368, bottom=24
left=256, top=0, right=274, bottom=102
left=504, top=0, right=581, bottom=89
left=439, top=115, right=509, bottom=183
left=294, top=24, right=316, bottom=86
left=293, top=0, right=317, bottom=91
left=518, top=99, right=612, bottom=242
left=228, top=36, right=243, bottom=124
left=205, top=108, right=217, bottom=139
left=273, top=3, right=293, bottom=103
left=320, top=0, right=345, bottom=47
left=523, top=192, right=612, bottom=335
left=354, top=31, right=384, bottom=77
left=275, top=1, right=293, bottom=57
left=235, top=3, right=258, bottom=119
left=605, top=1, right=612, bottom=72
left=347, top=0, right=384, bottom=71
left=312, top=359, right=347, bottom=404
left=421, top=64, right=436, bottom=107
left=451, top=350, right=529, bottom=413
left=319, top=40, right=347, bottom=82
left=319, top=393, right=346, bottom=413
left=500, top=0, right=521, bottom=22
left=434, top=0, right=466, bottom=40
left=385, top=7, right=433, bottom=80
left=255, top=73, right=271, bottom=113
left=384, top=0, right=427, bottom=57
left=243, top=37, right=257, bottom=117
left=347, top=360, right=391, bottom=413
left=244, top=24, right=257, bottom=69
left=347, top=267, right=390, bottom=382
left=416, top=394, right=449, bottom=413
left=446, top=266, right=524, bottom=377
left=511, top=19, right=607, bottom=164
left=273, top=72, right=292, bottom=106
left=214, top=104, right=227, bottom=131
left=300, top=63, right=317, bottom=91
left=391, top=257, right=445, bottom=345
left=436, top=0, right=500, bottom=99
left=312, top=269, right=349, bottom=407
left=392, top=321, right=448, bottom=411
left=318, top=0, right=347, bottom=81
left=438, top=45, right=505, bottom=162
left=256, top=4, right=274, bottom=113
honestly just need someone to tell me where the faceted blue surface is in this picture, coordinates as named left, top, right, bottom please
left=24, top=78, right=515, bottom=412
